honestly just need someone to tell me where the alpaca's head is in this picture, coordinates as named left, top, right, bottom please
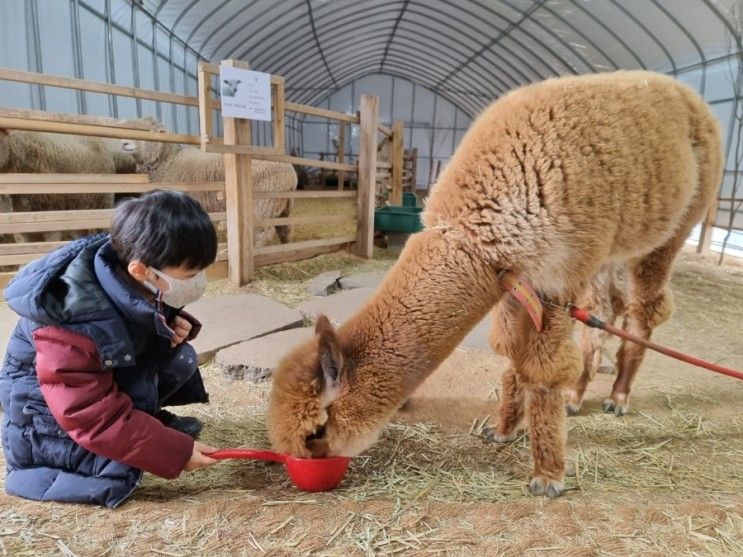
left=267, top=315, right=399, bottom=458
left=120, top=117, right=173, bottom=173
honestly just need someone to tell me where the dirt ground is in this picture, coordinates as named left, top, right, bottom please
left=0, top=249, right=742, bottom=556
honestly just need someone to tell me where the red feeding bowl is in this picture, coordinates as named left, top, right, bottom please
left=207, top=448, right=350, bottom=492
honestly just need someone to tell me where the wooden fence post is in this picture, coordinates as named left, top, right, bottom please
left=222, top=58, right=254, bottom=285
left=355, top=94, right=379, bottom=258
left=336, top=122, right=346, bottom=190
left=390, top=120, right=404, bottom=205
left=697, top=199, right=719, bottom=253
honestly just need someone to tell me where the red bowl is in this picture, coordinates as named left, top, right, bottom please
left=207, top=449, right=351, bottom=492
left=284, top=455, right=350, bottom=492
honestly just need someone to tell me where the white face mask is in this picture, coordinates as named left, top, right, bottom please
left=146, top=268, right=207, bottom=308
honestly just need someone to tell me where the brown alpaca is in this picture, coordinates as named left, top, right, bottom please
left=267, top=71, right=723, bottom=497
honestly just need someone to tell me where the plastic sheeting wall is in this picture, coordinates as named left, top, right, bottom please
left=301, top=73, right=473, bottom=188
left=0, top=0, right=301, bottom=151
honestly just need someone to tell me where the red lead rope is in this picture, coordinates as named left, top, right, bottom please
left=569, top=305, right=743, bottom=382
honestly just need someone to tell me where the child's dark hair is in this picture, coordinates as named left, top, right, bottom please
left=110, top=190, right=217, bottom=270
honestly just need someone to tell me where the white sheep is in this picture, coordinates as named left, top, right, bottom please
left=0, top=129, right=129, bottom=243
left=121, top=117, right=298, bottom=246
left=221, top=79, right=242, bottom=98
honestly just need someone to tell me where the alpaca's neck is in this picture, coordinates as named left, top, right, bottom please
left=340, top=230, right=504, bottom=397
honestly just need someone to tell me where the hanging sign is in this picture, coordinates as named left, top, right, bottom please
left=219, top=65, right=272, bottom=121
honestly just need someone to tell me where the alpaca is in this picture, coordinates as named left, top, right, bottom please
left=122, top=117, right=297, bottom=247
left=266, top=71, right=723, bottom=497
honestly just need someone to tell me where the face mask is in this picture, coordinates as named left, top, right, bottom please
left=146, top=268, right=207, bottom=308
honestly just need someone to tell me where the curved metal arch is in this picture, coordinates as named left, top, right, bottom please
left=647, top=0, right=706, bottom=92
left=477, top=0, right=589, bottom=74
left=434, top=0, right=547, bottom=88
left=288, top=40, right=510, bottom=100
left=293, top=56, right=484, bottom=116
left=210, top=1, right=297, bottom=60
left=232, top=1, right=557, bottom=103
left=379, top=0, right=410, bottom=72
left=170, top=0, right=200, bottom=32
left=558, top=0, right=645, bottom=69
left=305, top=0, right=339, bottom=89
left=231, top=0, right=565, bottom=89
left=536, top=2, right=622, bottom=71
left=700, top=0, right=742, bottom=49
left=293, top=58, right=483, bottom=116
left=275, top=26, right=518, bottom=101
left=184, top=0, right=232, bottom=46
left=305, top=69, right=487, bottom=121
left=606, top=0, right=676, bottom=72
left=241, top=17, right=516, bottom=102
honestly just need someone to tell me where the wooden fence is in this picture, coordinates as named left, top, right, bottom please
left=0, top=59, right=401, bottom=286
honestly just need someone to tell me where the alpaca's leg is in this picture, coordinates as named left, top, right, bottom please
left=520, top=305, right=581, bottom=497
left=567, top=267, right=615, bottom=415
left=483, top=298, right=527, bottom=443
left=604, top=249, right=678, bottom=416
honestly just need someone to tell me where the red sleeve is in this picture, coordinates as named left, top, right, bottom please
left=33, top=326, right=194, bottom=479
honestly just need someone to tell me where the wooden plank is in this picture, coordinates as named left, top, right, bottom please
left=253, top=190, right=355, bottom=199
left=273, top=77, right=286, bottom=152
left=0, top=173, right=148, bottom=184
left=337, top=122, right=347, bottom=191
left=390, top=120, right=405, bottom=206
left=0, top=181, right=222, bottom=195
left=0, top=208, right=113, bottom=224
left=254, top=214, right=354, bottom=227
left=0, top=241, right=67, bottom=256
left=0, top=67, right=219, bottom=108
left=198, top=63, right=214, bottom=149
left=203, top=143, right=283, bottom=157
left=355, top=95, right=379, bottom=258
left=222, top=58, right=255, bottom=285
left=378, top=124, right=393, bottom=137
left=0, top=117, right=199, bottom=144
left=285, top=102, right=358, bottom=123
left=0, top=108, right=157, bottom=130
left=205, top=145, right=357, bottom=171
left=0, top=211, right=225, bottom=234
left=408, top=147, right=418, bottom=189
left=377, top=161, right=392, bottom=170
left=255, top=240, right=355, bottom=267
left=253, top=235, right=356, bottom=256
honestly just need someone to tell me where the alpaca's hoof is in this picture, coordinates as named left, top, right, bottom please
left=482, top=426, right=518, bottom=444
left=566, top=402, right=582, bottom=416
left=602, top=396, right=629, bottom=417
left=529, top=476, right=564, bottom=498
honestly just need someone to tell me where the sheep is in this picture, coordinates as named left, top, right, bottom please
left=221, top=79, right=241, bottom=98
left=121, top=117, right=297, bottom=246
left=0, top=129, right=124, bottom=243
left=266, top=71, right=723, bottom=498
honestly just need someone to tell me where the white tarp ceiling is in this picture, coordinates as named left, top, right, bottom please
left=120, top=0, right=740, bottom=116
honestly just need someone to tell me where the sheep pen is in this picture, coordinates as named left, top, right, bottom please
left=0, top=248, right=740, bottom=555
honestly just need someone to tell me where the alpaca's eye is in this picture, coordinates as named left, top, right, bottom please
left=306, top=424, right=326, bottom=442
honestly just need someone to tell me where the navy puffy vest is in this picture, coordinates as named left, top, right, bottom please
left=0, top=235, right=208, bottom=507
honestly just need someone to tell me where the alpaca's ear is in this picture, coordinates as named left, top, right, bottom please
left=315, top=315, right=344, bottom=391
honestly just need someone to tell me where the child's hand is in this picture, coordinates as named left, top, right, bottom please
left=183, top=441, right=219, bottom=472
left=170, top=315, right=193, bottom=347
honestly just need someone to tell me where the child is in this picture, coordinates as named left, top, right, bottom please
left=0, top=190, right=221, bottom=508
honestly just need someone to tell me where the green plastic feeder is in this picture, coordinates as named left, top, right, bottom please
left=402, top=192, right=418, bottom=207
left=374, top=206, right=423, bottom=233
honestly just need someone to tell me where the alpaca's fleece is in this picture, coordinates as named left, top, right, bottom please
left=122, top=117, right=298, bottom=246
left=267, top=71, right=723, bottom=494
left=0, top=129, right=122, bottom=242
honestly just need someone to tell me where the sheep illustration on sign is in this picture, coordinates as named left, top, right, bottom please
left=219, top=65, right=272, bottom=121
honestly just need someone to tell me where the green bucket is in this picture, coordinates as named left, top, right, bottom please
left=402, top=192, right=418, bottom=207
left=374, top=206, right=424, bottom=233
